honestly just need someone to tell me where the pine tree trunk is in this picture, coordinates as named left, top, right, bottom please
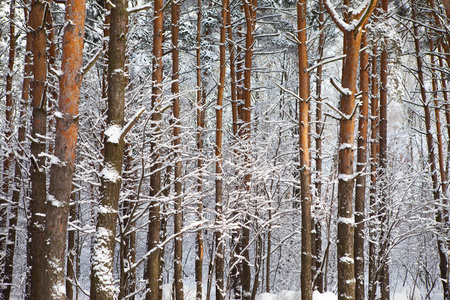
left=313, top=0, right=325, bottom=292
left=44, top=0, right=86, bottom=297
left=368, top=42, right=379, bottom=300
left=354, top=30, right=369, bottom=300
left=172, top=1, right=184, bottom=299
left=241, top=1, right=257, bottom=297
left=215, top=1, right=228, bottom=298
left=297, top=0, right=312, bottom=299
left=146, top=0, right=163, bottom=298
left=412, top=2, right=449, bottom=298
left=21, top=5, right=33, bottom=297
left=2, top=1, right=16, bottom=297
left=324, top=1, right=377, bottom=299
left=66, top=192, right=77, bottom=300
left=195, top=1, right=204, bottom=298
left=90, top=0, right=127, bottom=297
left=377, top=2, right=389, bottom=298
left=29, top=0, right=51, bottom=297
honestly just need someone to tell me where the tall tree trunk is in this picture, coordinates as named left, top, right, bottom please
left=20, top=5, right=33, bottom=297
left=172, top=1, right=184, bottom=299
left=378, top=1, right=389, bottom=298
left=44, top=1, right=86, bottom=297
left=354, top=30, right=369, bottom=300
left=324, top=1, right=377, bottom=299
left=29, top=0, right=51, bottom=297
left=215, top=1, right=228, bottom=298
left=66, top=191, right=78, bottom=300
left=2, top=0, right=16, bottom=297
left=195, top=0, right=204, bottom=298
left=90, top=0, right=127, bottom=297
left=411, top=1, right=449, bottom=298
left=241, top=1, right=257, bottom=297
left=368, top=42, right=379, bottom=300
left=313, top=0, right=325, bottom=292
left=146, top=0, right=163, bottom=298
left=297, top=0, right=312, bottom=299
left=228, top=6, right=244, bottom=297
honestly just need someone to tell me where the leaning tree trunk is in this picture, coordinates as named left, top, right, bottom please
left=90, top=0, right=128, bottom=298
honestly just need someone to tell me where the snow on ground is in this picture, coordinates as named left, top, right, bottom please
left=255, top=290, right=337, bottom=300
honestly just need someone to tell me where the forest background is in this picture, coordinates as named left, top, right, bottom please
left=0, top=0, right=449, bottom=299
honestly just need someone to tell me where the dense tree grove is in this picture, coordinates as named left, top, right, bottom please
left=2, top=0, right=450, bottom=299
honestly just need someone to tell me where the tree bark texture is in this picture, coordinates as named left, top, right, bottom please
left=354, top=30, right=369, bottom=300
left=172, top=1, right=184, bottom=299
left=195, top=0, right=204, bottom=298
left=412, top=2, right=449, bottom=298
left=215, top=0, right=228, bottom=298
left=377, top=2, right=389, bottom=298
left=146, top=0, right=163, bottom=298
left=90, top=0, right=127, bottom=297
left=2, top=0, right=16, bottom=297
left=313, top=0, right=325, bottom=292
left=368, top=42, right=379, bottom=300
left=241, top=1, right=257, bottom=297
left=297, top=0, right=312, bottom=299
left=324, top=1, right=377, bottom=299
left=29, top=0, right=51, bottom=297
left=44, top=1, right=86, bottom=298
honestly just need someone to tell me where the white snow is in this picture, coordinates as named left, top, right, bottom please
left=99, top=165, right=121, bottom=183
left=313, top=291, right=338, bottom=300
left=340, top=256, right=354, bottom=264
left=92, top=227, right=115, bottom=296
left=47, top=194, right=64, bottom=208
left=256, top=291, right=337, bottom=300
left=338, top=217, right=354, bottom=225
left=104, top=124, right=122, bottom=144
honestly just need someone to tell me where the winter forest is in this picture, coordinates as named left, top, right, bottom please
left=2, top=0, right=450, bottom=299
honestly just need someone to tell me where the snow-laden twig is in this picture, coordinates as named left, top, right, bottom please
left=324, top=0, right=378, bottom=32
left=330, top=77, right=352, bottom=96
left=275, top=82, right=310, bottom=103
left=81, top=48, right=102, bottom=78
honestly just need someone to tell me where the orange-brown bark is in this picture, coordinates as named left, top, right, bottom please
left=297, top=0, right=312, bottom=299
left=215, top=1, right=228, bottom=298
left=45, top=0, right=86, bottom=298
left=324, top=1, right=377, bottom=299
